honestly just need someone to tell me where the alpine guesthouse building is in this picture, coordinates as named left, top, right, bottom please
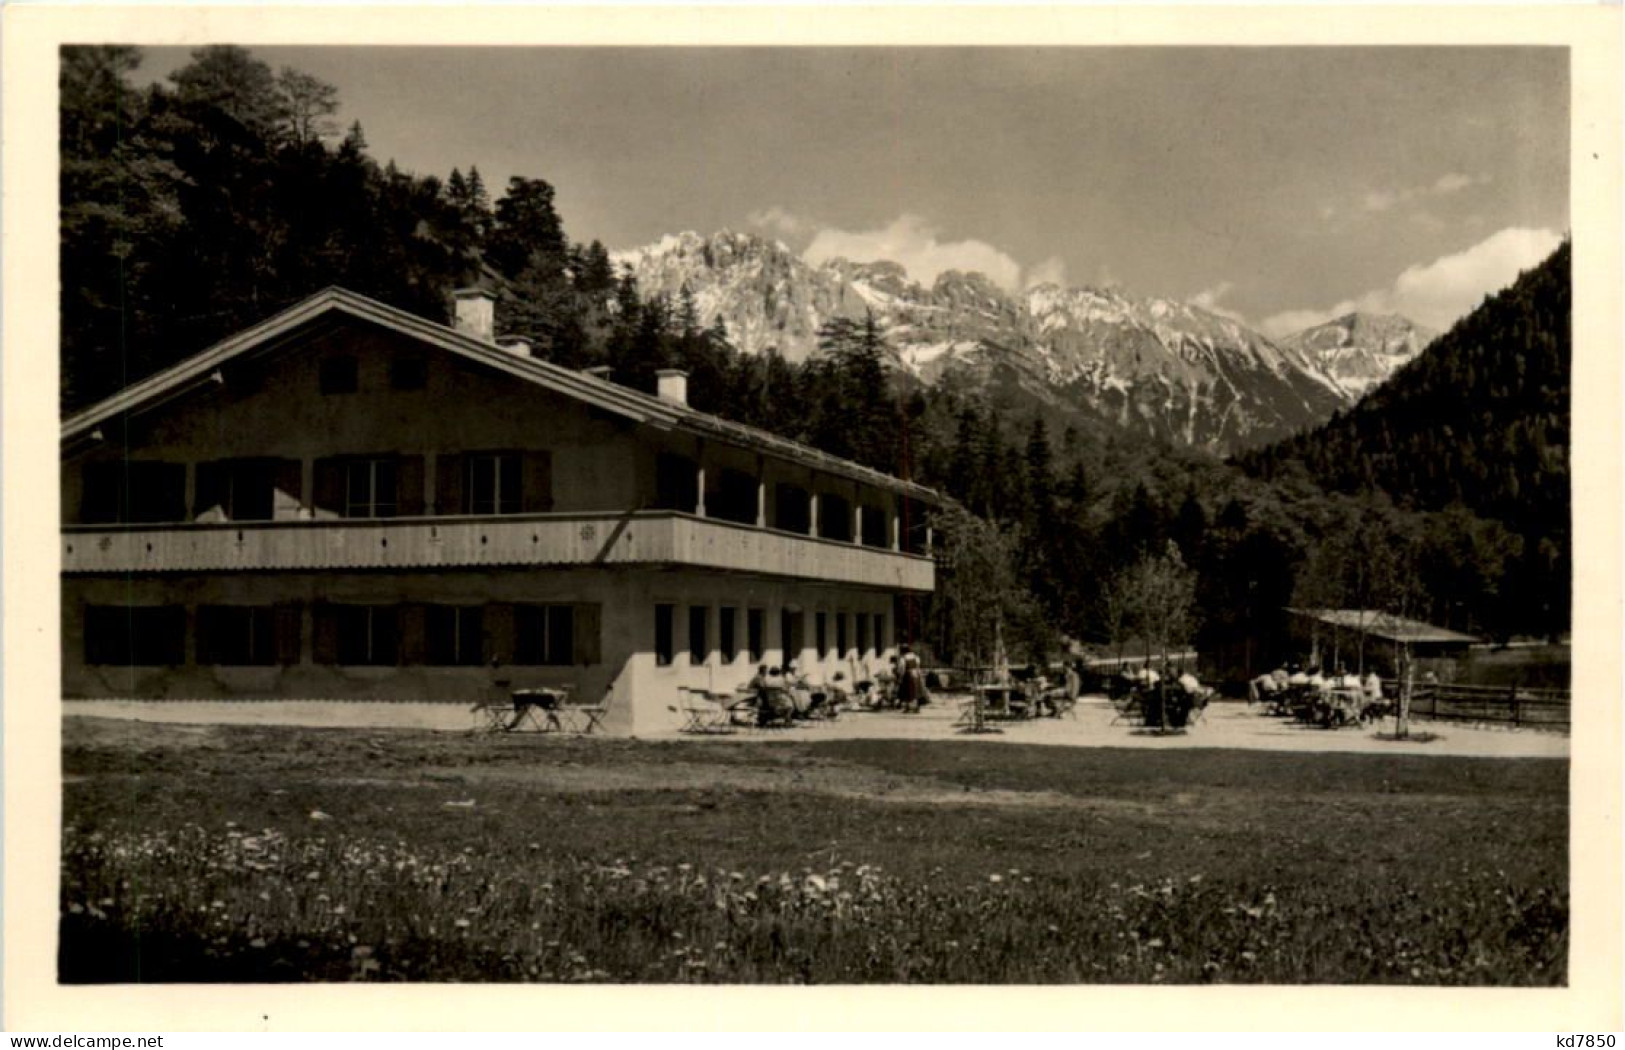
left=61, top=288, right=939, bottom=734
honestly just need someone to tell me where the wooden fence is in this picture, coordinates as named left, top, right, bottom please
left=1383, top=679, right=1570, bottom=730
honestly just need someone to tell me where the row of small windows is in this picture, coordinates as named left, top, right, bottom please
left=651, top=604, right=887, bottom=668
left=78, top=452, right=552, bottom=524
left=83, top=602, right=597, bottom=668
left=651, top=453, right=920, bottom=550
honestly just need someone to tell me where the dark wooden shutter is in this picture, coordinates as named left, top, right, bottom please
left=397, top=455, right=426, bottom=516
left=194, top=461, right=225, bottom=521
left=435, top=453, right=464, bottom=515
left=79, top=462, right=118, bottom=524
left=522, top=451, right=553, bottom=512
left=195, top=605, right=221, bottom=665
left=484, top=602, right=516, bottom=665
left=274, top=458, right=302, bottom=516
left=312, top=602, right=338, bottom=665
left=274, top=603, right=303, bottom=665
left=398, top=602, right=427, bottom=665
left=573, top=603, right=602, bottom=665
left=312, top=458, right=345, bottom=517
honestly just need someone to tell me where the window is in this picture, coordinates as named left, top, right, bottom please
left=747, top=608, right=765, bottom=663
left=711, top=469, right=759, bottom=525
left=857, top=613, right=871, bottom=656
left=774, top=483, right=811, bottom=534
left=320, top=356, right=359, bottom=395
left=426, top=605, right=484, bottom=666
left=334, top=605, right=399, bottom=666
left=655, top=453, right=699, bottom=512
left=346, top=458, right=399, bottom=518
left=688, top=605, right=709, bottom=665
left=875, top=614, right=887, bottom=654
left=815, top=611, right=828, bottom=660
left=196, top=458, right=296, bottom=522
left=860, top=505, right=889, bottom=548
left=80, top=462, right=186, bottom=524
left=197, top=605, right=280, bottom=666
left=85, top=605, right=186, bottom=666
left=514, top=604, right=575, bottom=666
left=467, top=453, right=521, bottom=515
left=654, top=604, right=675, bottom=667
left=820, top=493, right=852, bottom=542
left=719, top=607, right=738, bottom=664
left=390, top=356, right=428, bottom=391
left=902, top=499, right=929, bottom=554
left=836, top=613, right=848, bottom=659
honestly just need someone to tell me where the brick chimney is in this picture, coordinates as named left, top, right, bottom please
left=655, top=368, right=689, bottom=406
left=452, top=288, right=496, bottom=342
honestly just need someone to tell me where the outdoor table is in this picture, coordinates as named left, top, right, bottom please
left=506, top=687, right=569, bottom=732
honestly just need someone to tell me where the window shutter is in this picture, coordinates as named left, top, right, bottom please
left=398, top=602, right=427, bottom=665
left=80, top=462, right=119, bottom=524
left=573, top=603, right=602, bottom=665
left=397, top=455, right=426, bottom=516
left=313, top=458, right=345, bottom=516
left=435, top=453, right=464, bottom=515
left=312, top=602, right=338, bottom=665
left=274, top=458, right=303, bottom=514
left=274, top=603, right=303, bottom=665
left=484, top=602, right=516, bottom=665
left=194, top=461, right=225, bottom=520
left=522, top=451, right=553, bottom=512
left=195, top=605, right=221, bottom=665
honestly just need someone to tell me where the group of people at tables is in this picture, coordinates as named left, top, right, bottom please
left=1248, top=664, right=1388, bottom=726
left=1115, top=664, right=1214, bottom=728
left=722, top=646, right=933, bottom=727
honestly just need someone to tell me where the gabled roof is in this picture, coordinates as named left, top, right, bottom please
left=60, top=286, right=940, bottom=502
left=1287, top=608, right=1478, bottom=645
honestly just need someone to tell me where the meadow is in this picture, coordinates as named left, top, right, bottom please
left=60, top=717, right=1567, bottom=984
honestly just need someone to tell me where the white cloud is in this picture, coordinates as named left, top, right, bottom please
left=1190, top=281, right=1249, bottom=324
left=1432, top=172, right=1480, bottom=194
left=746, top=206, right=813, bottom=238
left=802, top=214, right=1025, bottom=292
left=1362, top=191, right=1399, bottom=214
left=1024, top=255, right=1069, bottom=290
left=1360, top=172, right=1490, bottom=214
left=1260, top=226, right=1563, bottom=336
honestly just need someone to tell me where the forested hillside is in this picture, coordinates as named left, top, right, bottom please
left=1237, top=242, right=1571, bottom=642
left=60, top=45, right=1569, bottom=676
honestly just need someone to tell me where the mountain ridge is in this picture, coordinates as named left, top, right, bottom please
left=614, top=229, right=1432, bottom=454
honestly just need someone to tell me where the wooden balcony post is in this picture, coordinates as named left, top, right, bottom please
left=300, top=457, right=315, bottom=520
left=808, top=488, right=820, bottom=538
left=891, top=503, right=901, bottom=551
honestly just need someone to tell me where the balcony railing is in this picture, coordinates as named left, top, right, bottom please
left=62, top=511, right=935, bottom=592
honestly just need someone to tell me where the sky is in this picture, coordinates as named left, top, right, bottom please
left=135, top=46, right=1569, bottom=336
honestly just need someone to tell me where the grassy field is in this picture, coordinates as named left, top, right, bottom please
left=60, top=717, right=1567, bottom=985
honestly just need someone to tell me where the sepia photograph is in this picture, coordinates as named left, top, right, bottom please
left=6, top=4, right=1623, bottom=1033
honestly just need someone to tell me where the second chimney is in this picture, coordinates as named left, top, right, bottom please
left=452, top=287, right=496, bottom=343
left=655, top=368, right=689, bottom=406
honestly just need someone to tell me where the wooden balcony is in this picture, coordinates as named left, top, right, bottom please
left=62, top=511, right=935, bottom=592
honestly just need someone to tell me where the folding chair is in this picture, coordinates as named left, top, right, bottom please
left=671, top=688, right=734, bottom=735
left=559, top=686, right=609, bottom=734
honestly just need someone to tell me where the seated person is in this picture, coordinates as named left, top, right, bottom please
left=757, top=666, right=794, bottom=726
left=1362, top=670, right=1384, bottom=701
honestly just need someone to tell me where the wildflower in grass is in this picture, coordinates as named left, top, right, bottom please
left=988, top=874, right=1002, bottom=884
